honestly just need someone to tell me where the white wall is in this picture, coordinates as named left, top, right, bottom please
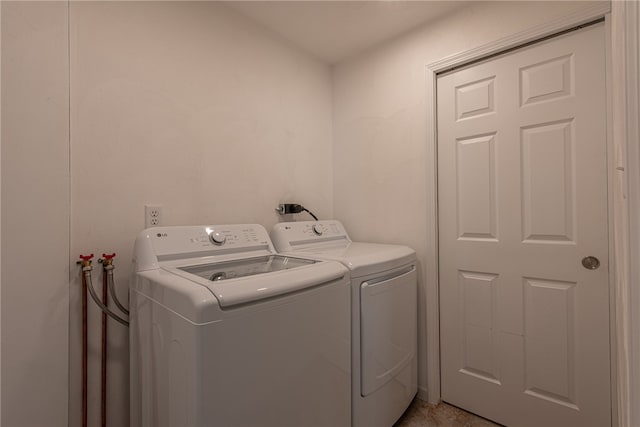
left=331, top=0, right=604, bottom=401
left=1, top=1, right=333, bottom=426
left=1, top=1, right=4, bottom=423
left=68, top=2, right=333, bottom=426
left=1, top=1, right=70, bottom=426
left=611, top=1, right=640, bottom=425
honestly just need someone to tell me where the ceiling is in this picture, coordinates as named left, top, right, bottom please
left=223, top=1, right=471, bottom=64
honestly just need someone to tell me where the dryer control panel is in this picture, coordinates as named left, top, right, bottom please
left=271, top=220, right=351, bottom=252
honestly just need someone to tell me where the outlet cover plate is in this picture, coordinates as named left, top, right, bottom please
left=145, top=204, right=163, bottom=228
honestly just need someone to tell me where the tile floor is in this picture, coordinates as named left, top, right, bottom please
left=394, top=398, right=502, bottom=427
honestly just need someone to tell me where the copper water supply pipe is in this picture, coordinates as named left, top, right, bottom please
left=83, top=274, right=88, bottom=427
left=78, top=254, right=94, bottom=427
left=101, top=265, right=108, bottom=427
left=78, top=253, right=128, bottom=427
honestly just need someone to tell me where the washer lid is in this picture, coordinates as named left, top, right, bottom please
left=178, top=255, right=316, bottom=281
left=169, top=256, right=348, bottom=308
left=295, top=242, right=415, bottom=278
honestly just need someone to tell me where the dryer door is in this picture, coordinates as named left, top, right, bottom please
left=360, top=266, right=417, bottom=396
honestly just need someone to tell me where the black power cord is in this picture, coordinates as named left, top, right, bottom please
left=276, top=203, right=319, bottom=221
left=301, top=207, right=318, bottom=221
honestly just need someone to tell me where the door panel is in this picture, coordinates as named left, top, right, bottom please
left=438, top=23, right=610, bottom=427
left=360, top=268, right=417, bottom=397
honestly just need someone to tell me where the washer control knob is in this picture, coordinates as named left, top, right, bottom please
left=209, top=231, right=226, bottom=245
left=312, top=224, right=323, bottom=236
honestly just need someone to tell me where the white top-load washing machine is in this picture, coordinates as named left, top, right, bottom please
left=271, top=220, right=418, bottom=427
left=130, top=224, right=351, bottom=427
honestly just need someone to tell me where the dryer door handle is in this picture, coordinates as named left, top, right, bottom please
left=363, top=265, right=415, bottom=290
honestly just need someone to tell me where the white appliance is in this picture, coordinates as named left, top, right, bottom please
left=271, top=220, right=418, bottom=427
left=130, top=224, right=351, bottom=427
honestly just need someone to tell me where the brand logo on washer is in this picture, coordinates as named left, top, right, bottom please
left=156, top=233, right=168, bottom=238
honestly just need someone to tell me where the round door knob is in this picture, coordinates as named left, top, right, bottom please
left=582, top=256, right=600, bottom=270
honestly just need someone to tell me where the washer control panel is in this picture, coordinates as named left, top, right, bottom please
left=144, top=224, right=272, bottom=258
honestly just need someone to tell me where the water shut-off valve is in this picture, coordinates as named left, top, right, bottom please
left=99, top=253, right=116, bottom=270
left=78, top=254, right=94, bottom=271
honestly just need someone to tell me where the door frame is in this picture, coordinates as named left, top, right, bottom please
left=422, top=2, right=636, bottom=425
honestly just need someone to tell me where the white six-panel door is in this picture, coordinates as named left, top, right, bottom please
left=438, top=23, right=610, bottom=427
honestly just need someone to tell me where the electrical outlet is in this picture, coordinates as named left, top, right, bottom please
left=145, top=205, right=163, bottom=228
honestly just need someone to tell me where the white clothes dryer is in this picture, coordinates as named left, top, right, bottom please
left=271, top=220, right=418, bottom=427
left=130, top=224, right=351, bottom=427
